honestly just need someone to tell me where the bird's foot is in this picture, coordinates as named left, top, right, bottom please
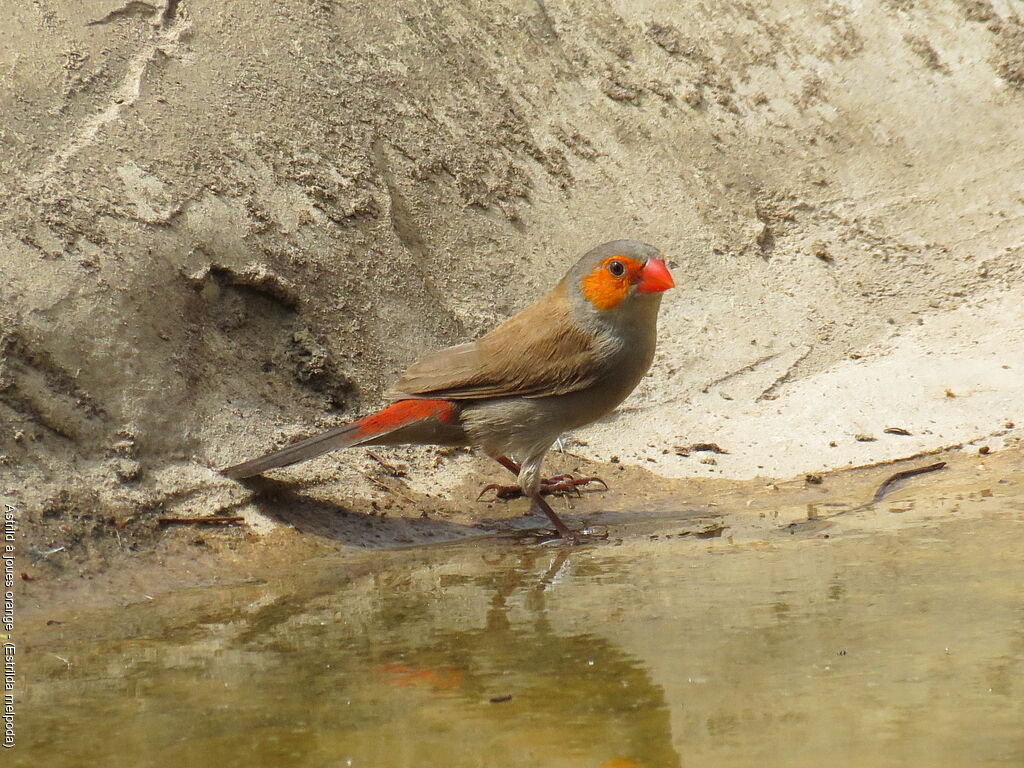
left=476, top=483, right=522, bottom=501
left=542, top=474, right=608, bottom=497
left=476, top=474, right=608, bottom=501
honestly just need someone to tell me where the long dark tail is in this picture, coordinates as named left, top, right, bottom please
left=221, top=399, right=456, bottom=479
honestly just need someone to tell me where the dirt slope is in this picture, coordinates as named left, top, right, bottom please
left=2, top=0, right=1022, bottom=564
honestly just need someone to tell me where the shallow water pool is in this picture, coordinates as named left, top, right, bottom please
left=15, top=475, right=1024, bottom=767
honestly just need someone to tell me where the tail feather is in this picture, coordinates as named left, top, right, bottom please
left=220, top=422, right=362, bottom=479
left=221, top=399, right=457, bottom=479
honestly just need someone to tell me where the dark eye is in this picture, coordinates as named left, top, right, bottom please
left=607, top=260, right=626, bottom=278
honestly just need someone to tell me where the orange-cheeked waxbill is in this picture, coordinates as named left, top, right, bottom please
left=222, top=240, right=675, bottom=543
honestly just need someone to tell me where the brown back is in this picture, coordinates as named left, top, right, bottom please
left=388, top=281, right=608, bottom=401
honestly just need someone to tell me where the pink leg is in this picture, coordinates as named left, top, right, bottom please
left=495, top=456, right=520, bottom=475
left=528, top=491, right=580, bottom=545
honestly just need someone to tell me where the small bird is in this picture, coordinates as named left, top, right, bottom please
left=222, top=240, right=674, bottom=543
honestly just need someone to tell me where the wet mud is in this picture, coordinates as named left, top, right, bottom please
left=12, top=449, right=1024, bottom=766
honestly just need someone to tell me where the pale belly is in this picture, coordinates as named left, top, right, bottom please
left=459, top=369, right=644, bottom=461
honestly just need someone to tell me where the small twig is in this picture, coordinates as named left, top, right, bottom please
left=677, top=522, right=728, bottom=539
left=785, top=460, right=950, bottom=533
left=689, top=442, right=728, bottom=454
left=157, top=515, right=246, bottom=526
left=354, top=469, right=416, bottom=504
left=51, top=654, right=72, bottom=669
left=366, top=450, right=406, bottom=477
left=674, top=442, right=729, bottom=456
left=872, top=462, right=947, bottom=503
left=30, top=546, right=66, bottom=564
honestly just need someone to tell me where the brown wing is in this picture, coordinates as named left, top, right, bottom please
left=388, top=282, right=606, bottom=401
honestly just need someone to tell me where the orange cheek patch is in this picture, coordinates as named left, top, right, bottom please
left=580, top=270, right=627, bottom=310
left=580, top=257, right=642, bottom=310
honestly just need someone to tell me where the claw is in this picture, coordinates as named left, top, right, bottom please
left=477, top=483, right=524, bottom=501
left=541, top=476, right=608, bottom=497
left=476, top=475, right=609, bottom=502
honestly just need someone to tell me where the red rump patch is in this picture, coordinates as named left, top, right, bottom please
left=355, top=399, right=455, bottom=438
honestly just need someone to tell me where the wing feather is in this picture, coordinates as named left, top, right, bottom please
left=388, top=283, right=605, bottom=401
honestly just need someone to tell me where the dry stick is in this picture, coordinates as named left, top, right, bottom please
left=786, top=461, right=949, bottom=532
left=366, top=450, right=406, bottom=477
left=354, top=469, right=416, bottom=504
left=872, top=461, right=947, bottom=503
left=157, top=515, right=246, bottom=526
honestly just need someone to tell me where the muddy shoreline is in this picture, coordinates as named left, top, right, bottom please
left=16, top=443, right=1019, bottom=622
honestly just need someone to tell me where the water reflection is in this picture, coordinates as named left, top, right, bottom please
left=368, top=549, right=682, bottom=767
left=15, top=495, right=1024, bottom=768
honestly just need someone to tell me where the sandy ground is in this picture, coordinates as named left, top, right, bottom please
left=2, top=0, right=1023, bottom=575
left=16, top=444, right=1021, bottom=620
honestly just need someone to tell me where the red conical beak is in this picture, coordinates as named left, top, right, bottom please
left=636, top=257, right=675, bottom=293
